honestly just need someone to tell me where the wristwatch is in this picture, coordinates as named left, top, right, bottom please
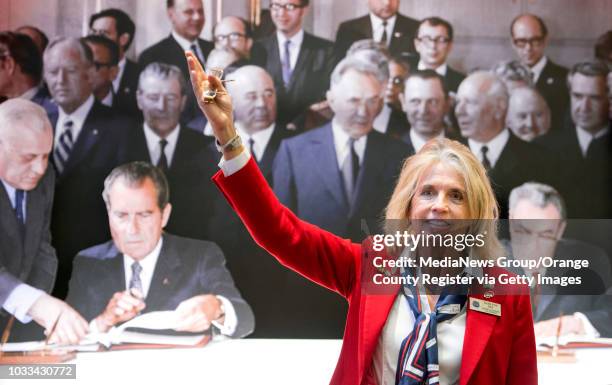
left=215, top=134, right=242, bottom=153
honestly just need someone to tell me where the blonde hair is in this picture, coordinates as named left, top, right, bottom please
left=384, top=138, right=504, bottom=259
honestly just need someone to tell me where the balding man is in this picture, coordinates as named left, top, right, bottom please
left=0, top=99, right=88, bottom=343
left=506, top=87, right=551, bottom=142
left=213, top=16, right=253, bottom=65
left=455, top=71, right=551, bottom=217
left=510, top=14, right=569, bottom=131
left=44, top=37, right=131, bottom=298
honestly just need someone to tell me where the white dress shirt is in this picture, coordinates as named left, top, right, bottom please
left=235, top=122, right=275, bottom=162
left=418, top=61, right=448, bottom=77
left=112, top=57, right=127, bottom=94
left=576, top=125, right=609, bottom=157
left=55, top=94, right=95, bottom=150
left=143, top=123, right=181, bottom=168
left=529, top=56, right=548, bottom=83
left=172, top=30, right=205, bottom=64
left=370, top=13, right=396, bottom=46
left=277, top=29, right=304, bottom=71
left=100, top=90, right=114, bottom=107
left=410, top=130, right=445, bottom=153
left=1, top=180, right=44, bottom=323
left=332, top=119, right=367, bottom=168
left=373, top=104, right=392, bottom=134
left=467, top=129, right=510, bottom=169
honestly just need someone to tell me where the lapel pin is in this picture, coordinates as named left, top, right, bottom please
left=92, top=129, right=98, bottom=135
left=484, top=290, right=494, bottom=299
left=547, top=78, right=554, bottom=84
left=394, top=32, right=401, bottom=38
left=163, top=278, right=170, bottom=285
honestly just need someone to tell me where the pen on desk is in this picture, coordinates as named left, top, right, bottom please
left=552, top=311, right=563, bottom=358
left=0, top=315, right=15, bottom=356
left=43, top=312, right=61, bottom=352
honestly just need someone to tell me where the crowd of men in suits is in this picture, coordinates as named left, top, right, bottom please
left=0, top=0, right=611, bottom=341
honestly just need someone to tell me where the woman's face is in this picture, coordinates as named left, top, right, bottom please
left=409, top=162, right=470, bottom=225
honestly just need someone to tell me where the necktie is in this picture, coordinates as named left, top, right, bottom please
left=157, top=139, right=169, bottom=172
left=395, top=271, right=467, bottom=385
left=341, top=138, right=360, bottom=203
left=380, top=20, right=388, bottom=45
left=282, top=39, right=292, bottom=87
left=481, top=145, right=492, bottom=172
left=54, top=120, right=74, bottom=175
left=248, top=137, right=257, bottom=162
left=14, top=189, right=25, bottom=239
left=129, top=261, right=143, bottom=295
left=190, top=43, right=203, bottom=64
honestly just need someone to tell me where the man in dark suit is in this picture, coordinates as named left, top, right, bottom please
left=455, top=71, right=554, bottom=218
left=0, top=99, right=88, bottom=344
left=0, top=32, right=56, bottom=114
left=251, top=0, right=334, bottom=130
left=127, top=62, right=217, bottom=241
left=206, top=65, right=295, bottom=338
left=374, top=54, right=410, bottom=138
left=66, top=162, right=254, bottom=338
left=43, top=37, right=131, bottom=298
left=507, top=182, right=612, bottom=337
left=89, top=8, right=139, bottom=116
left=82, top=35, right=120, bottom=110
left=413, top=17, right=465, bottom=93
left=510, top=14, right=569, bottom=132
left=539, top=61, right=611, bottom=218
left=138, top=0, right=213, bottom=126
left=334, top=0, right=419, bottom=61
left=213, top=16, right=254, bottom=67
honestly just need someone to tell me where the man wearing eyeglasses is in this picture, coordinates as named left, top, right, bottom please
left=251, top=0, right=335, bottom=130
left=43, top=37, right=131, bottom=298
left=213, top=16, right=253, bottom=66
left=334, top=0, right=419, bottom=61
left=507, top=182, right=612, bottom=338
left=127, top=62, right=218, bottom=242
left=414, top=17, right=465, bottom=94
left=89, top=8, right=139, bottom=116
left=82, top=35, right=120, bottom=110
left=510, top=14, right=569, bottom=132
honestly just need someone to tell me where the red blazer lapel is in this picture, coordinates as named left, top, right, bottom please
left=459, top=294, right=500, bottom=385
left=358, top=290, right=398, bottom=381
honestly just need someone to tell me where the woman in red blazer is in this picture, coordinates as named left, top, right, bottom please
left=186, top=52, right=537, bottom=385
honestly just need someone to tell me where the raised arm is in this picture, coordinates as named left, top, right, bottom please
left=185, top=52, right=360, bottom=298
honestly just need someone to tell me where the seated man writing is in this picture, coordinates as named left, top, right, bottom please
left=66, top=161, right=254, bottom=338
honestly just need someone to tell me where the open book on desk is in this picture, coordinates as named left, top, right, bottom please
left=1, top=311, right=211, bottom=354
left=537, top=335, right=612, bottom=350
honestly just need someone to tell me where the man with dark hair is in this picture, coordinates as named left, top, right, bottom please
left=127, top=62, right=217, bottom=241
left=15, top=26, right=49, bottom=55
left=66, top=161, right=254, bottom=338
left=252, top=0, right=334, bottom=129
left=43, top=37, right=131, bottom=298
left=510, top=13, right=569, bottom=131
left=0, top=32, right=55, bottom=113
left=543, top=61, right=611, bottom=218
left=594, top=30, right=612, bottom=67
left=334, top=0, right=419, bottom=61
left=138, top=0, right=213, bottom=126
left=413, top=17, right=465, bottom=93
left=399, top=70, right=456, bottom=151
left=82, top=35, right=120, bottom=109
left=89, top=8, right=139, bottom=115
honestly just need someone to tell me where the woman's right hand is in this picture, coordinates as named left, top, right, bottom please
left=185, top=51, right=243, bottom=159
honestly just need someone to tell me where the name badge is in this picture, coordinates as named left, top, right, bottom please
left=438, top=304, right=461, bottom=315
left=469, top=298, right=501, bottom=317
